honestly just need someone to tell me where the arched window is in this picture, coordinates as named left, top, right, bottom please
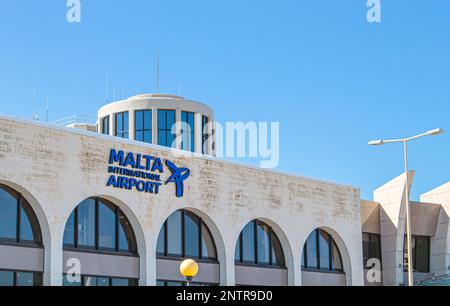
left=156, top=210, right=217, bottom=261
left=302, top=229, right=343, bottom=272
left=0, top=184, right=41, bottom=244
left=0, top=184, right=43, bottom=286
left=235, top=220, right=285, bottom=267
left=63, top=198, right=137, bottom=254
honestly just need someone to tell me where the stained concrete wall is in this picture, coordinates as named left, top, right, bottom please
left=421, top=182, right=450, bottom=277
left=0, top=115, right=363, bottom=286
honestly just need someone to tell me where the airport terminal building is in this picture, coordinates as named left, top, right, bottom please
left=0, top=94, right=449, bottom=286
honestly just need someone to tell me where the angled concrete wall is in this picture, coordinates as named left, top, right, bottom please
left=421, top=182, right=450, bottom=277
left=373, top=171, right=415, bottom=286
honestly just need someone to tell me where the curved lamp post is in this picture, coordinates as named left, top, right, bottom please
left=180, top=259, right=199, bottom=286
left=369, top=128, right=445, bottom=286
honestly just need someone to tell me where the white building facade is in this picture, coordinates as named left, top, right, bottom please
left=0, top=94, right=449, bottom=286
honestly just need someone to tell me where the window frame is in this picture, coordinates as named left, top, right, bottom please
left=156, top=209, right=218, bottom=262
left=62, top=274, right=138, bottom=287
left=362, top=232, right=382, bottom=268
left=101, top=116, right=110, bottom=135
left=0, top=269, right=43, bottom=287
left=134, top=109, right=152, bottom=143
left=404, top=235, right=431, bottom=273
left=63, top=198, right=138, bottom=255
left=201, top=115, right=209, bottom=154
left=302, top=229, right=344, bottom=273
left=114, top=111, right=129, bottom=139
left=157, top=109, right=176, bottom=148
left=181, top=111, right=195, bottom=152
left=0, top=184, right=42, bottom=246
left=235, top=220, right=286, bottom=268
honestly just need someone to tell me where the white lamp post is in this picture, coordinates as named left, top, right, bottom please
left=369, top=128, right=444, bottom=286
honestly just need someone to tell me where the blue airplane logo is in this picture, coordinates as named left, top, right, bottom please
left=165, top=160, right=191, bottom=198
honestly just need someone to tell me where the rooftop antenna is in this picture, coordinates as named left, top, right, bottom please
left=156, top=51, right=160, bottom=94
left=113, top=85, right=116, bottom=101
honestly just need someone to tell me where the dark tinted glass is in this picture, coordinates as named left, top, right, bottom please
left=77, top=199, right=96, bottom=248
left=98, top=201, right=116, bottom=250
left=0, top=188, right=17, bottom=240
left=0, top=271, right=14, bottom=286
left=242, top=222, right=255, bottom=263
left=63, top=211, right=75, bottom=246
left=184, top=211, right=200, bottom=258
left=256, top=221, right=270, bottom=265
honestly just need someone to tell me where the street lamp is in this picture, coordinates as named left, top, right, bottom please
left=368, top=128, right=444, bottom=286
left=180, top=259, right=199, bottom=286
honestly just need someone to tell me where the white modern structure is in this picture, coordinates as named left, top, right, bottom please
left=0, top=93, right=448, bottom=286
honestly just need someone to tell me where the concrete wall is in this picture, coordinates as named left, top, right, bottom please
left=361, top=200, right=381, bottom=234
left=235, top=266, right=288, bottom=286
left=0, top=115, right=364, bottom=286
left=301, top=271, right=346, bottom=286
left=156, top=258, right=220, bottom=284
left=421, top=182, right=450, bottom=277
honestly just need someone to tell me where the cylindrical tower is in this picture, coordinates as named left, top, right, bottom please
left=97, top=94, right=214, bottom=156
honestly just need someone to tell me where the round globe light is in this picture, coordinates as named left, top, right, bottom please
left=180, top=259, right=199, bottom=278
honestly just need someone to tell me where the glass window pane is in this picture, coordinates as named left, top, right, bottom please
left=77, top=199, right=96, bottom=248
left=167, top=210, right=182, bottom=256
left=136, top=131, right=143, bottom=142
left=63, top=211, right=75, bottom=246
left=20, top=204, right=34, bottom=241
left=84, top=276, right=97, bottom=287
left=202, top=225, right=216, bottom=260
left=111, top=278, right=130, bottom=286
left=157, top=224, right=165, bottom=255
left=123, top=112, right=129, bottom=133
left=115, top=114, right=122, bottom=136
left=235, top=237, right=241, bottom=262
left=118, top=211, right=134, bottom=252
left=332, top=240, right=343, bottom=271
left=167, top=111, right=175, bottom=131
left=98, top=202, right=116, bottom=250
left=97, top=277, right=110, bottom=287
left=184, top=212, right=200, bottom=258
left=242, top=222, right=255, bottom=263
left=63, top=274, right=82, bottom=286
left=144, top=131, right=152, bottom=143
left=319, top=230, right=331, bottom=270
left=16, top=272, right=34, bottom=287
left=0, top=271, right=14, bottom=286
left=256, top=221, right=270, bottom=265
left=271, top=232, right=285, bottom=266
left=0, top=188, right=17, bottom=240
left=415, top=236, right=430, bottom=273
left=158, top=110, right=166, bottom=129
left=135, top=111, right=143, bottom=130
left=144, top=110, right=152, bottom=130
left=306, top=230, right=318, bottom=269
left=362, top=233, right=370, bottom=264
left=168, top=133, right=176, bottom=148
left=158, top=132, right=167, bottom=147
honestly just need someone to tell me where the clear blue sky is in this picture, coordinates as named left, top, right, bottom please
left=0, top=1, right=449, bottom=200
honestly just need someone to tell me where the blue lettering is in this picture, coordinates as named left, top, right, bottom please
left=151, top=158, right=164, bottom=173
left=123, top=152, right=136, bottom=168
left=106, top=175, right=117, bottom=187
left=109, top=149, right=124, bottom=165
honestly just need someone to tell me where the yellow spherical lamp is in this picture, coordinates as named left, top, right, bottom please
left=180, top=259, right=199, bottom=286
